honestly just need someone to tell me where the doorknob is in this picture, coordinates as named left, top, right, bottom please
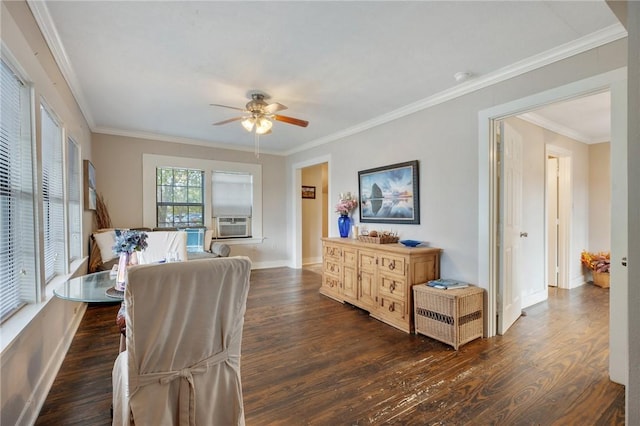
left=520, top=232, right=528, bottom=238
left=622, top=257, right=627, bottom=267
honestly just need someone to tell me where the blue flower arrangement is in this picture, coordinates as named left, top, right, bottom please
left=113, top=230, right=148, bottom=255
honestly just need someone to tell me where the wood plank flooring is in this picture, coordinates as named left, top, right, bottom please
left=36, top=266, right=624, bottom=425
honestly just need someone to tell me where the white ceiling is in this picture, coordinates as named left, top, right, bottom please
left=31, top=1, right=624, bottom=155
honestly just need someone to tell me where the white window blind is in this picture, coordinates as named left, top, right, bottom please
left=1, top=59, right=36, bottom=322
left=66, top=137, right=81, bottom=261
left=41, top=104, right=65, bottom=281
left=211, top=171, right=253, bottom=217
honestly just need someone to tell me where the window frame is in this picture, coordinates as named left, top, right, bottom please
left=0, top=56, right=37, bottom=322
left=65, top=136, right=82, bottom=263
left=142, top=154, right=263, bottom=244
left=156, top=166, right=205, bottom=228
left=40, top=101, right=66, bottom=281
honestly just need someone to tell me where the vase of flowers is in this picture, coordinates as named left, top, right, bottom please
left=113, top=230, right=148, bottom=291
left=335, top=192, right=358, bottom=238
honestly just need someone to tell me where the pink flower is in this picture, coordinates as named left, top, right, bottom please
left=335, top=192, right=358, bottom=215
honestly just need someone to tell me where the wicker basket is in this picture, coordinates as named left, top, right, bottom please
left=357, top=235, right=399, bottom=244
left=413, top=285, right=484, bottom=350
left=593, top=271, right=610, bottom=288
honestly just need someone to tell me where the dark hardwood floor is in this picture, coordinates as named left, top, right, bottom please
left=36, top=266, right=624, bottom=425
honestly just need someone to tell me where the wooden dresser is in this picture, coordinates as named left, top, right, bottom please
left=320, top=237, right=441, bottom=333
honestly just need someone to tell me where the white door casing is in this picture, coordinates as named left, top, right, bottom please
left=547, top=157, right=559, bottom=287
left=498, top=121, right=524, bottom=335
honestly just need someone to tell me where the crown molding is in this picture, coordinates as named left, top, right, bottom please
left=27, top=0, right=95, bottom=129
left=92, top=126, right=283, bottom=156
left=518, top=112, right=597, bottom=144
left=27, top=3, right=625, bottom=155
left=285, top=23, right=626, bottom=156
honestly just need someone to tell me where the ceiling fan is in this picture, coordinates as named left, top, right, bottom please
left=211, top=91, right=309, bottom=136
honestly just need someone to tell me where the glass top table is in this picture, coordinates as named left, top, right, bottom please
left=54, top=270, right=123, bottom=302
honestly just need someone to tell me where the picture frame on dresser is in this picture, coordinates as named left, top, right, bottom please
left=358, top=160, right=420, bottom=224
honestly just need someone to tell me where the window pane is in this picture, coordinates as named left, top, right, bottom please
left=174, top=187, right=187, bottom=203
left=212, top=172, right=253, bottom=217
left=1, top=59, right=36, bottom=322
left=67, top=138, right=81, bottom=261
left=41, top=104, right=65, bottom=281
left=156, top=167, right=204, bottom=228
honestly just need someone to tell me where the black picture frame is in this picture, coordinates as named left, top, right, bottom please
left=358, top=160, right=419, bottom=224
left=301, top=185, right=316, bottom=199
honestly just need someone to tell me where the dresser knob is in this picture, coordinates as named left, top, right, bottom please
left=389, top=304, right=395, bottom=312
left=388, top=261, right=396, bottom=271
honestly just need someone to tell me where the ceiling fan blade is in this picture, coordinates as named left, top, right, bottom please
left=264, top=102, right=287, bottom=114
left=210, top=103, right=246, bottom=112
left=212, top=116, right=244, bottom=125
left=274, top=114, right=309, bottom=127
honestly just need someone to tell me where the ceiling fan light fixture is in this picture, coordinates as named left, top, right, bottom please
left=255, top=117, right=273, bottom=135
left=241, top=117, right=255, bottom=132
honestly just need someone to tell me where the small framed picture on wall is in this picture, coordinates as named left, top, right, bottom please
left=302, top=185, right=316, bottom=199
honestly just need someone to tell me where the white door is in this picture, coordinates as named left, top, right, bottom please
left=498, top=121, right=524, bottom=334
left=547, top=157, right=558, bottom=287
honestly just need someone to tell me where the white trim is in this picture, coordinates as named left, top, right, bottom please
left=27, top=2, right=625, bottom=156
left=520, top=112, right=605, bottom=144
left=142, top=154, right=263, bottom=239
left=478, top=68, right=627, bottom=338
left=303, top=256, right=322, bottom=266
left=93, top=126, right=283, bottom=156
left=26, top=1, right=94, bottom=128
left=545, top=145, right=573, bottom=290
left=291, top=155, right=332, bottom=269
left=286, top=24, right=627, bottom=156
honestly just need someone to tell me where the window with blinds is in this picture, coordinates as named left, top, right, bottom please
left=1, top=59, right=36, bottom=322
left=66, top=137, right=81, bottom=261
left=41, top=104, right=65, bottom=281
left=211, top=171, right=253, bottom=238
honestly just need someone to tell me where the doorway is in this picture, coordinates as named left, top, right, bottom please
left=291, top=155, right=331, bottom=269
left=301, top=162, right=328, bottom=266
left=478, top=68, right=626, bottom=385
left=545, top=147, right=572, bottom=289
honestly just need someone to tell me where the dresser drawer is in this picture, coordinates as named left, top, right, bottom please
left=379, top=274, right=406, bottom=300
left=379, top=253, right=406, bottom=277
left=343, top=248, right=357, bottom=265
left=358, top=250, right=377, bottom=269
left=322, top=274, right=341, bottom=291
left=324, top=244, right=342, bottom=259
left=378, top=296, right=408, bottom=323
left=324, top=259, right=341, bottom=275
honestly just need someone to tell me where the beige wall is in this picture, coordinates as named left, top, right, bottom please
left=1, top=2, right=92, bottom=425
left=286, top=38, right=626, bottom=286
left=588, top=142, right=612, bottom=252
left=91, top=133, right=289, bottom=268
left=2, top=0, right=636, bottom=422
left=504, top=117, right=591, bottom=306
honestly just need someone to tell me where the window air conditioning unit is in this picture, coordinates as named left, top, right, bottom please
left=215, top=217, right=251, bottom=238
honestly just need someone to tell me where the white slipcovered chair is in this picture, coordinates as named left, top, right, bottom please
left=136, top=231, right=188, bottom=264
left=112, top=257, right=252, bottom=425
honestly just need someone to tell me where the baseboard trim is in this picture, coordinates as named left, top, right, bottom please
left=19, top=302, right=87, bottom=426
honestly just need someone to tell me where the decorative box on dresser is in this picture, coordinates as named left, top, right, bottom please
left=320, top=237, right=441, bottom=333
